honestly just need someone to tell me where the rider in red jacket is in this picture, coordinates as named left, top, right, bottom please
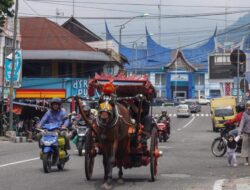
left=224, top=103, right=245, bottom=136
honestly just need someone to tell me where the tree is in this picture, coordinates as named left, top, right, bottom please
left=0, top=0, right=14, bottom=27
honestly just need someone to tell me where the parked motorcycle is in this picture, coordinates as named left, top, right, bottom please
left=38, top=122, right=69, bottom=173
left=211, top=124, right=242, bottom=157
left=72, top=120, right=89, bottom=156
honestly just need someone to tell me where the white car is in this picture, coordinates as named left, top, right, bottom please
left=177, top=104, right=191, bottom=118
left=198, top=98, right=210, bottom=105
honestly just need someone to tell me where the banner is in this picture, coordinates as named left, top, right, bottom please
left=5, top=50, right=22, bottom=88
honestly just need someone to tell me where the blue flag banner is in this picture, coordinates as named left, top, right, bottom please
left=5, top=50, right=22, bottom=88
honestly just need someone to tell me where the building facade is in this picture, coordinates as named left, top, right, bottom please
left=106, top=23, right=216, bottom=99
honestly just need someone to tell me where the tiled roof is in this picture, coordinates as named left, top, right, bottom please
left=62, top=17, right=102, bottom=42
left=20, top=17, right=95, bottom=51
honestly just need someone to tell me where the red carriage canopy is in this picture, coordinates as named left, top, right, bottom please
left=88, top=72, right=157, bottom=100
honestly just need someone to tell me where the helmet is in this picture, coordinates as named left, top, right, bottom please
left=83, top=105, right=91, bottom=112
left=236, top=103, right=245, bottom=113
left=50, top=98, right=62, bottom=106
left=162, top=110, right=167, bottom=114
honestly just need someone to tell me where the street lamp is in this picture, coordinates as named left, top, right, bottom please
left=115, top=13, right=149, bottom=44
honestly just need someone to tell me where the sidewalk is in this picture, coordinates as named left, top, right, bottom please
left=0, top=136, right=9, bottom=141
left=222, top=177, right=250, bottom=190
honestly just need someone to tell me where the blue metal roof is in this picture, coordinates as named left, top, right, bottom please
left=105, top=22, right=216, bottom=72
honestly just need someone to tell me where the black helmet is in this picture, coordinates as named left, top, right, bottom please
left=50, top=98, right=62, bottom=106
left=236, top=103, right=245, bottom=113
left=162, top=110, right=167, bottom=114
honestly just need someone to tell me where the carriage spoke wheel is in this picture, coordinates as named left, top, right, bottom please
left=150, top=127, right=158, bottom=182
left=85, top=129, right=95, bottom=180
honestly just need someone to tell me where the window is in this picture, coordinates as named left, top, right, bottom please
left=155, top=74, right=165, bottom=86
left=215, top=55, right=231, bottom=65
left=155, top=74, right=160, bottom=85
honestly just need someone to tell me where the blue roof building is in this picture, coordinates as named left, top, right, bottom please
left=106, top=22, right=217, bottom=99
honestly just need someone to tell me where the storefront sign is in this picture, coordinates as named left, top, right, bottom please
left=72, top=79, right=88, bottom=96
left=16, top=89, right=66, bottom=98
left=170, top=74, right=188, bottom=81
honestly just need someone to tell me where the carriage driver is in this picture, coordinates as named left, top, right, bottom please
left=130, top=96, right=153, bottom=136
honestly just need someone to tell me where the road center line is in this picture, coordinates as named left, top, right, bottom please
left=0, top=157, right=39, bottom=168
left=182, top=116, right=195, bottom=129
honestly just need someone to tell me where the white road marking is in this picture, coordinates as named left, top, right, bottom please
left=192, top=114, right=195, bottom=117
left=173, top=114, right=177, bottom=117
left=158, top=146, right=173, bottom=149
left=201, top=114, right=204, bottom=117
left=213, top=179, right=226, bottom=190
left=169, top=114, right=172, bottom=117
left=0, top=157, right=39, bottom=168
left=205, top=114, right=209, bottom=117
left=177, top=128, right=181, bottom=131
left=182, top=116, right=196, bottom=129
left=196, top=114, right=200, bottom=117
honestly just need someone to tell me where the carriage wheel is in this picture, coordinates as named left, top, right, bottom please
left=85, top=129, right=95, bottom=180
left=150, top=127, right=158, bottom=182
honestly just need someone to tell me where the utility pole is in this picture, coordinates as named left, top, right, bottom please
left=158, top=0, right=162, bottom=44
left=237, top=48, right=240, bottom=103
left=73, top=0, right=75, bottom=17
left=9, top=0, right=19, bottom=131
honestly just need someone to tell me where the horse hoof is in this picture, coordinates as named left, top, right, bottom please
left=101, top=182, right=112, bottom=190
left=117, top=178, right=124, bottom=184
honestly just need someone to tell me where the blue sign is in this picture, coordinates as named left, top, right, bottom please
left=5, top=50, right=22, bottom=87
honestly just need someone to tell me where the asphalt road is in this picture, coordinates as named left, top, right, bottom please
left=1, top=106, right=250, bottom=190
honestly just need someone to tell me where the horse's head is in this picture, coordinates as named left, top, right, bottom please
left=98, top=98, right=114, bottom=126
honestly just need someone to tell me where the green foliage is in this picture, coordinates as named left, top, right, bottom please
left=0, top=0, right=14, bottom=27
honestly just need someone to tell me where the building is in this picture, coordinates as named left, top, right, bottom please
left=105, top=23, right=216, bottom=99
left=18, top=17, right=125, bottom=99
left=62, top=17, right=126, bottom=76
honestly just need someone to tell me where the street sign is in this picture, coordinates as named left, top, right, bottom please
left=4, top=50, right=22, bottom=88
left=231, top=88, right=243, bottom=96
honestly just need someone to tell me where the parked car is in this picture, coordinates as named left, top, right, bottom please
left=153, top=97, right=168, bottom=106
left=186, top=100, right=201, bottom=113
left=177, top=104, right=191, bottom=118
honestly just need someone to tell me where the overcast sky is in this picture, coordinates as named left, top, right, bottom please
left=19, top=0, right=250, bottom=48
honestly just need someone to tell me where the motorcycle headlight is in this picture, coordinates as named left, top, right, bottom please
left=41, top=137, right=57, bottom=146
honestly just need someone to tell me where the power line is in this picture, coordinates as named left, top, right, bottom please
left=26, top=0, right=250, bottom=9
left=23, top=0, right=250, bottom=18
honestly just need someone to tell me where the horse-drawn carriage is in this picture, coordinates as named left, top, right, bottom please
left=76, top=73, right=162, bottom=189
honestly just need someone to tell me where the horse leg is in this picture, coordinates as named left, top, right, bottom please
left=101, top=144, right=116, bottom=190
left=102, top=153, right=108, bottom=182
left=117, top=166, right=124, bottom=184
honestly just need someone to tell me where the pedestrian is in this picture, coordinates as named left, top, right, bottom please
left=238, top=100, right=250, bottom=165
left=226, top=134, right=240, bottom=167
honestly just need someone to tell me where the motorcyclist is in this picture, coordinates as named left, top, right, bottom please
left=157, top=110, right=170, bottom=135
left=224, top=103, right=245, bottom=136
left=36, top=98, right=70, bottom=151
left=71, top=102, right=95, bottom=140
left=158, top=111, right=170, bottom=123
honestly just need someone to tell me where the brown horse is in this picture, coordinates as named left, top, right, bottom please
left=95, top=96, right=132, bottom=189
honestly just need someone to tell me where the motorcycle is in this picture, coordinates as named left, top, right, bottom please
left=211, top=124, right=242, bottom=157
left=72, top=120, right=89, bottom=156
left=38, top=122, right=69, bottom=173
left=156, top=117, right=170, bottom=142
